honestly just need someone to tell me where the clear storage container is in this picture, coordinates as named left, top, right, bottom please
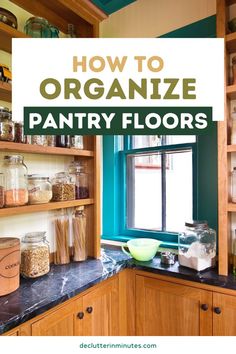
left=178, top=221, right=216, bottom=271
left=72, top=206, right=87, bottom=261
left=31, top=135, right=47, bottom=146
left=28, top=175, right=52, bottom=204
left=3, top=155, right=28, bottom=207
left=24, top=17, right=51, bottom=37
left=0, top=107, right=14, bottom=142
left=54, top=209, right=70, bottom=264
left=68, top=162, right=89, bottom=199
left=52, top=172, right=75, bottom=201
left=21, top=232, right=50, bottom=278
left=70, top=136, right=83, bottom=149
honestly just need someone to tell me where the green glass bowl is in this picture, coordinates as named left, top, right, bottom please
left=122, top=238, right=161, bottom=261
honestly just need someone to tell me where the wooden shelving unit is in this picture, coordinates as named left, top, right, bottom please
left=0, top=198, right=94, bottom=216
left=0, top=81, right=11, bottom=102
left=227, top=84, right=236, bottom=99
left=0, top=0, right=106, bottom=259
left=0, top=22, right=29, bottom=53
left=0, top=141, right=94, bottom=157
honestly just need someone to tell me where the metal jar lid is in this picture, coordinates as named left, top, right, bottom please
left=0, top=237, right=20, bottom=249
left=185, top=220, right=208, bottom=228
left=160, top=251, right=176, bottom=265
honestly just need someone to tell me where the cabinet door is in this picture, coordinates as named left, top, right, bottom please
left=136, top=275, right=212, bottom=336
left=32, top=302, right=76, bottom=336
left=82, top=276, right=119, bottom=336
left=213, top=292, right=236, bottom=335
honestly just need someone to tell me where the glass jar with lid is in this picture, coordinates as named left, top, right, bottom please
left=21, top=232, right=50, bottom=278
left=0, top=107, right=14, bottom=142
left=28, top=175, right=52, bottom=204
left=3, top=155, right=28, bottom=207
left=24, top=17, right=51, bottom=38
left=72, top=206, right=87, bottom=261
left=14, top=121, right=24, bottom=143
left=70, top=136, right=83, bottom=149
left=178, top=221, right=216, bottom=271
left=54, top=209, right=70, bottom=264
left=52, top=172, right=75, bottom=201
left=31, top=135, right=47, bottom=146
left=69, top=162, right=89, bottom=199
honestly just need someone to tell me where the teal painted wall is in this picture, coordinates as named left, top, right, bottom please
left=91, top=0, right=136, bottom=14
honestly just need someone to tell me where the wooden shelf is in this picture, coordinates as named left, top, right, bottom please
left=0, top=198, right=94, bottom=216
left=227, top=144, right=236, bottom=152
left=226, top=32, right=236, bottom=53
left=228, top=202, right=236, bottom=212
left=0, top=81, right=12, bottom=102
left=226, top=84, right=236, bottom=99
left=227, top=0, right=236, bottom=5
left=0, top=142, right=94, bottom=157
left=0, top=22, right=29, bottom=53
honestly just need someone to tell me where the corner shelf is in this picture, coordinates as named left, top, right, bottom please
left=0, top=142, right=94, bottom=157
left=0, top=81, right=12, bottom=102
left=226, top=84, right=236, bottom=99
left=0, top=22, right=29, bottom=53
left=0, top=198, right=94, bottom=217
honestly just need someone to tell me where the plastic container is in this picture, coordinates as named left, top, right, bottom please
left=3, top=155, right=28, bottom=207
left=0, top=237, right=20, bottom=296
left=178, top=221, right=216, bottom=271
left=54, top=209, right=70, bottom=264
left=0, top=107, right=14, bottom=142
left=72, top=206, right=87, bottom=261
left=21, top=232, right=50, bottom=278
left=28, top=175, right=52, bottom=205
left=52, top=172, right=75, bottom=201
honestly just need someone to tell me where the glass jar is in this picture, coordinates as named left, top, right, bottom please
left=21, top=232, right=50, bottom=278
left=28, top=175, right=52, bottom=204
left=56, top=135, right=71, bottom=148
left=3, top=155, right=28, bottom=207
left=72, top=206, right=87, bottom=261
left=178, top=221, right=216, bottom=271
left=70, top=136, right=83, bottom=149
left=14, top=122, right=24, bottom=143
left=54, top=209, right=70, bottom=264
left=46, top=135, right=56, bottom=147
left=68, top=162, right=89, bottom=199
left=31, top=135, right=47, bottom=146
left=0, top=107, right=14, bottom=141
left=52, top=172, right=75, bottom=201
left=0, top=173, right=4, bottom=208
left=24, top=17, right=51, bottom=38
left=49, top=25, right=59, bottom=38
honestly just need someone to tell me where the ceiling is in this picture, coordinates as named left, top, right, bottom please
left=91, top=0, right=136, bottom=15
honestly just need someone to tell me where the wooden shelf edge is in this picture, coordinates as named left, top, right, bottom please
left=227, top=0, right=236, bottom=6
left=0, top=142, right=94, bottom=157
left=226, top=84, right=236, bottom=99
left=0, top=198, right=94, bottom=216
left=227, top=144, right=236, bottom=152
left=0, top=81, right=12, bottom=102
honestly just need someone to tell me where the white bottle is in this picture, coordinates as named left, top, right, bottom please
left=231, top=108, right=236, bottom=144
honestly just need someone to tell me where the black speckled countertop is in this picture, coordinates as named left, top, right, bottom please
left=1, top=245, right=236, bottom=335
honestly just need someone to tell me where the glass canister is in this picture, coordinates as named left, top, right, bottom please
left=3, top=155, right=28, bottom=207
left=68, top=162, right=89, bottom=199
left=56, top=135, right=71, bottom=148
left=70, top=136, right=84, bottom=149
left=24, top=17, right=51, bottom=38
left=31, top=135, right=47, bottom=146
left=28, top=175, right=52, bottom=204
left=52, top=172, right=75, bottom=201
left=21, top=232, right=50, bottom=278
left=72, top=206, right=87, bottom=261
left=0, top=107, right=14, bottom=142
left=0, top=173, right=4, bottom=208
left=178, top=221, right=216, bottom=271
left=46, top=135, right=56, bottom=147
left=54, top=209, right=70, bottom=264
left=14, top=122, right=24, bottom=143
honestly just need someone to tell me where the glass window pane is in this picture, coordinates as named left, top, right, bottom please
left=166, top=150, right=193, bottom=232
left=132, top=135, right=196, bottom=149
left=127, top=153, right=162, bottom=231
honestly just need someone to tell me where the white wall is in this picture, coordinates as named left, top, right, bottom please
left=100, top=0, right=216, bottom=38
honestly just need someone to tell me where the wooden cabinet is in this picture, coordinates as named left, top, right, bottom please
left=213, top=292, right=236, bottom=336
left=30, top=276, right=119, bottom=336
left=136, top=275, right=212, bottom=336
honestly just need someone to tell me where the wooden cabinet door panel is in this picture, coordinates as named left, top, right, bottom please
left=82, top=277, right=119, bottom=336
left=136, top=275, right=212, bottom=336
left=213, top=292, right=236, bottom=336
left=31, top=302, right=75, bottom=336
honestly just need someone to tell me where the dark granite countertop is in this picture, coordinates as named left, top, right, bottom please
left=1, top=245, right=236, bottom=335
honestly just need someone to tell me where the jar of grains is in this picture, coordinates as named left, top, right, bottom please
left=31, top=135, right=47, bottom=146
left=21, top=232, right=50, bottom=278
left=52, top=172, right=75, bottom=201
left=0, top=107, right=14, bottom=142
left=28, top=175, right=52, bottom=204
left=3, top=155, right=28, bottom=207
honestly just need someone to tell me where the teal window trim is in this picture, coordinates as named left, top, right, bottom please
left=102, top=14, right=217, bottom=244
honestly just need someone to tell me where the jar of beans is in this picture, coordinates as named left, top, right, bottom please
left=3, top=155, right=28, bottom=207
left=52, top=172, right=75, bottom=201
left=0, top=107, right=14, bottom=142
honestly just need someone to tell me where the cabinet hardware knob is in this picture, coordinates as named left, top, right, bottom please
left=86, top=306, right=93, bottom=314
left=214, top=307, right=221, bottom=315
left=201, top=304, right=208, bottom=311
left=77, top=312, right=84, bottom=319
